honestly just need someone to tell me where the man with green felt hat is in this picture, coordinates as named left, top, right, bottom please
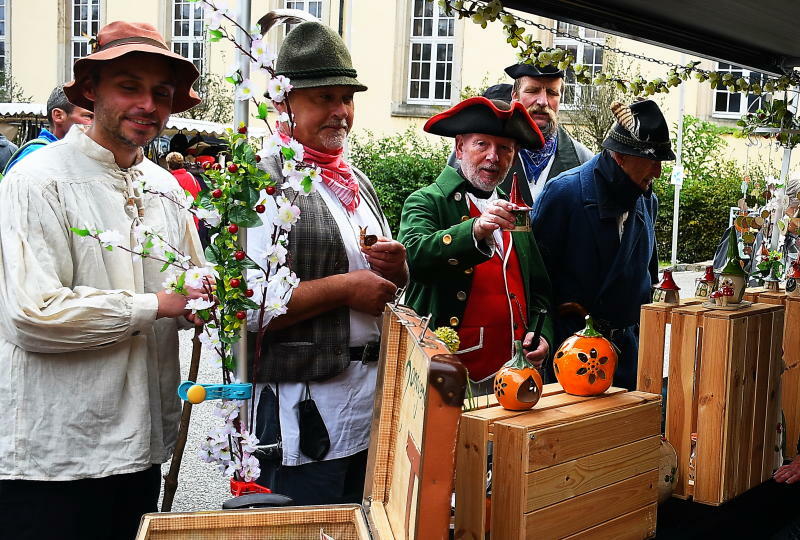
left=248, top=20, right=407, bottom=505
left=398, top=97, right=554, bottom=392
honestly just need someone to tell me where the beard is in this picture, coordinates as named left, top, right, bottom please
left=93, top=99, right=165, bottom=149
left=460, top=157, right=512, bottom=192
left=318, top=118, right=350, bottom=150
left=526, top=104, right=558, bottom=139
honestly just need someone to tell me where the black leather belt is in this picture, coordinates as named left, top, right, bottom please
left=350, top=342, right=380, bottom=364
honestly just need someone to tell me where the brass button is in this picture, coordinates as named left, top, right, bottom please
left=454, top=192, right=463, bottom=201
left=448, top=258, right=459, bottom=266
left=449, top=316, right=459, bottom=326
left=461, top=215, right=469, bottom=222
left=442, top=234, right=452, bottom=245
left=464, top=267, right=474, bottom=274
left=457, top=291, right=467, bottom=301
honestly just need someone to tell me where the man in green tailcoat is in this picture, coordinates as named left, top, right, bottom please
left=399, top=97, right=554, bottom=387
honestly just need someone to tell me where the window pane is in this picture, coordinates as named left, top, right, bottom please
left=435, top=82, right=444, bottom=100
left=423, top=19, right=432, bottom=36
left=728, top=92, right=741, bottom=112
left=421, top=81, right=429, bottom=98
left=410, top=81, right=420, bottom=99
left=414, top=0, right=423, bottom=17
left=421, top=43, right=431, bottom=60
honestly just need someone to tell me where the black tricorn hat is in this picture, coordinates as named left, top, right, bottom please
left=602, top=99, right=676, bottom=161
left=424, top=97, right=544, bottom=150
left=504, top=62, right=564, bottom=80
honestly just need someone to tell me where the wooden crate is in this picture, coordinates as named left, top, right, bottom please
left=744, top=289, right=800, bottom=460
left=137, top=304, right=468, bottom=540
left=637, top=301, right=785, bottom=505
left=637, top=298, right=703, bottom=396
left=455, top=387, right=661, bottom=539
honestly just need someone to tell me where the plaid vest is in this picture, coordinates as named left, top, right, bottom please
left=253, top=155, right=387, bottom=382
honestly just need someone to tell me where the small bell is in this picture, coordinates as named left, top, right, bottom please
left=653, top=269, right=680, bottom=304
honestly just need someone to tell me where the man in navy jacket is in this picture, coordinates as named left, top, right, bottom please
left=532, top=100, right=674, bottom=390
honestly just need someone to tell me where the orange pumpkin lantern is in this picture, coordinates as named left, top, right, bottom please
left=553, top=315, right=618, bottom=396
left=494, top=340, right=543, bottom=411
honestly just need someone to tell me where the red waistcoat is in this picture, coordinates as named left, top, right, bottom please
left=456, top=201, right=527, bottom=381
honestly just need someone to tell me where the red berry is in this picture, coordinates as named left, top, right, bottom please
left=211, top=189, right=223, bottom=198
left=255, top=155, right=261, bottom=163
left=202, top=161, right=212, bottom=170
left=234, top=251, right=246, bottom=261
left=228, top=163, right=238, bottom=173
left=212, top=163, right=222, bottom=170
left=228, top=224, right=239, bottom=234
left=266, top=185, right=276, bottom=195
left=245, top=289, right=254, bottom=297
left=238, top=125, right=247, bottom=134
left=236, top=311, right=246, bottom=320
left=229, top=278, right=241, bottom=288
left=255, top=204, right=266, bottom=214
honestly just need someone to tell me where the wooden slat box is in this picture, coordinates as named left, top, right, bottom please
left=743, top=288, right=800, bottom=460
left=455, top=388, right=661, bottom=539
left=137, top=304, right=468, bottom=540
left=636, top=301, right=784, bottom=505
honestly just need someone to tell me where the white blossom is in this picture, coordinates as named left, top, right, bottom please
left=235, top=79, right=255, bottom=101
left=287, top=139, right=305, bottom=162
left=267, top=75, right=292, bottom=102
left=186, top=298, right=215, bottom=312
left=274, top=201, right=301, bottom=231
left=205, top=3, right=229, bottom=30
left=276, top=111, right=291, bottom=123
left=240, top=431, right=259, bottom=454
left=239, top=453, right=261, bottom=482
left=264, top=294, right=289, bottom=318
left=263, top=243, right=288, bottom=266
left=97, top=229, right=123, bottom=249
left=194, top=207, right=222, bottom=227
left=262, top=132, right=285, bottom=157
left=184, top=266, right=214, bottom=289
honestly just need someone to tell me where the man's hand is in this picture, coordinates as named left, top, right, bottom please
left=472, top=199, right=517, bottom=242
left=774, top=455, right=800, bottom=484
left=345, top=269, right=398, bottom=317
left=155, top=286, right=208, bottom=321
left=522, top=331, right=549, bottom=370
left=363, top=236, right=408, bottom=287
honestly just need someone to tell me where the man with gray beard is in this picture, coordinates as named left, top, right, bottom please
left=399, top=97, right=553, bottom=390
left=246, top=21, right=407, bottom=506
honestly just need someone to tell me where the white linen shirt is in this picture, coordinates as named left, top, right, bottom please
left=248, top=182, right=389, bottom=466
left=0, top=126, right=203, bottom=481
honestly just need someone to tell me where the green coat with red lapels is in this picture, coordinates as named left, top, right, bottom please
left=398, top=164, right=554, bottom=376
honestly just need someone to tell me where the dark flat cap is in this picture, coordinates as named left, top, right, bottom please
left=423, top=96, right=544, bottom=150
left=504, top=63, right=564, bottom=80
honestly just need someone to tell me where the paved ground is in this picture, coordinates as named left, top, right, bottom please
left=157, top=270, right=706, bottom=513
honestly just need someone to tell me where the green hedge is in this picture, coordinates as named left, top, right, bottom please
left=352, top=118, right=773, bottom=263
left=350, top=129, right=451, bottom=235
left=651, top=116, right=771, bottom=263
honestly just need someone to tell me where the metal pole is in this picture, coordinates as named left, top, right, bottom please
left=233, top=0, right=252, bottom=430
left=670, top=55, right=686, bottom=267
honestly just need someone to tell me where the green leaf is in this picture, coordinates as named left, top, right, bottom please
left=229, top=205, right=263, bottom=228
left=70, top=227, right=91, bottom=237
left=257, top=102, right=268, bottom=120
left=240, top=257, right=261, bottom=270
left=176, top=272, right=186, bottom=290
left=240, top=298, right=260, bottom=310
left=280, top=146, right=295, bottom=161
left=204, top=244, right=220, bottom=264
left=208, top=29, right=223, bottom=42
left=160, top=261, right=170, bottom=272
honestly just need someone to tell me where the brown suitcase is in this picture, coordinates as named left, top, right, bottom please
left=137, top=303, right=467, bottom=539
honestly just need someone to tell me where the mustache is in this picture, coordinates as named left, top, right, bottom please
left=526, top=104, right=556, bottom=119
left=479, top=165, right=500, bottom=173
left=322, top=120, right=349, bottom=130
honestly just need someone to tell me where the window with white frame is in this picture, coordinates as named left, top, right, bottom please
left=407, top=0, right=454, bottom=104
left=172, top=0, right=205, bottom=75
left=0, top=0, right=7, bottom=74
left=285, top=0, right=323, bottom=31
left=553, top=22, right=605, bottom=107
left=70, top=0, right=101, bottom=66
left=713, top=63, right=766, bottom=118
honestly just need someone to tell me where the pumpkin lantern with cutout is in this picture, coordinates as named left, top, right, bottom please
left=553, top=315, right=618, bottom=396
left=493, top=340, right=543, bottom=411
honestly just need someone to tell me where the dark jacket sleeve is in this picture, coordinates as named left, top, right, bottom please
left=648, top=193, right=660, bottom=286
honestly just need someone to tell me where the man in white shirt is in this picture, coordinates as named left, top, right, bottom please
left=0, top=22, right=204, bottom=540
left=247, top=21, right=407, bottom=506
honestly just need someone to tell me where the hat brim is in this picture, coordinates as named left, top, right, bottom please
left=424, top=97, right=544, bottom=150
left=284, top=75, right=367, bottom=93
left=63, top=46, right=201, bottom=114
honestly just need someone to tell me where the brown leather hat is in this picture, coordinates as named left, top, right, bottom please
left=63, top=21, right=201, bottom=113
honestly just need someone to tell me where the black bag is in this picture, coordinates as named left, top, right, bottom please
left=298, top=383, right=331, bottom=461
